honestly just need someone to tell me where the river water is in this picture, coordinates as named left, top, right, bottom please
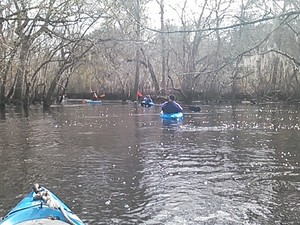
left=0, top=102, right=299, bottom=225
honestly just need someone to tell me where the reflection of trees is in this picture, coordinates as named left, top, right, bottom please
left=0, top=108, right=38, bottom=202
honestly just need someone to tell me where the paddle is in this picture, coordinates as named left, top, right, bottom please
left=137, top=92, right=201, bottom=112
left=151, top=103, right=201, bottom=113
left=188, top=106, right=201, bottom=112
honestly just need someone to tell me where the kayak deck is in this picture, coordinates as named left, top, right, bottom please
left=18, top=219, right=70, bottom=224
left=160, top=112, right=183, bottom=120
left=0, top=184, right=84, bottom=225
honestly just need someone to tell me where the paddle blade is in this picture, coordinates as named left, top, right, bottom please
left=189, top=106, right=201, bottom=112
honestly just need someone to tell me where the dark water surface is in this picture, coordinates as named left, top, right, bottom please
left=0, top=103, right=300, bottom=224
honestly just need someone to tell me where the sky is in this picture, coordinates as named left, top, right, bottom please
left=145, top=0, right=200, bottom=28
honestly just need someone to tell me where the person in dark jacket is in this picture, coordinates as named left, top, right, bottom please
left=141, top=95, right=153, bottom=107
left=161, top=95, right=183, bottom=114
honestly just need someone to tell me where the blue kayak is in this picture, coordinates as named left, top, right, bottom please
left=141, top=101, right=154, bottom=107
left=160, top=112, right=183, bottom=120
left=0, top=184, right=85, bottom=225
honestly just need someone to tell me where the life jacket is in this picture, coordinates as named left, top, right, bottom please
left=162, top=102, right=182, bottom=114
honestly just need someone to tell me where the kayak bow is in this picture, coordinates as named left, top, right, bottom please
left=0, top=184, right=85, bottom=225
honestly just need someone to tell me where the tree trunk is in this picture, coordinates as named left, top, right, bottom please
left=0, top=83, right=5, bottom=109
left=12, top=37, right=31, bottom=106
left=160, top=0, right=166, bottom=95
left=23, top=78, right=30, bottom=110
left=133, top=0, right=141, bottom=101
left=147, top=59, right=160, bottom=93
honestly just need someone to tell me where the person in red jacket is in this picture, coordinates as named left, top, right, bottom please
left=161, top=95, right=183, bottom=114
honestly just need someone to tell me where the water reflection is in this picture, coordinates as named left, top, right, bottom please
left=0, top=108, right=6, bottom=120
left=0, top=103, right=300, bottom=224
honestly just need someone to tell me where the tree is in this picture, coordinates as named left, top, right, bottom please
left=0, top=0, right=110, bottom=109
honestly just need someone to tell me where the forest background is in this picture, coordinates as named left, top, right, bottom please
left=1, top=0, right=300, bottom=110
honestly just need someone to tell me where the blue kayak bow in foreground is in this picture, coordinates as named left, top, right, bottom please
left=0, top=184, right=85, bottom=225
